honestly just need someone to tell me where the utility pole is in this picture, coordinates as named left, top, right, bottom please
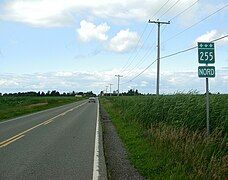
left=115, top=75, right=123, bottom=96
left=105, top=86, right=108, bottom=95
left=148, top=19, right=170, bottom=95
left=109, top=84, right=113, bottom=96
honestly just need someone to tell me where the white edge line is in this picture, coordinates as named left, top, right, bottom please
left=93, top=100, right=100, bottom=180
left=0, top=100, right=87, bottom=125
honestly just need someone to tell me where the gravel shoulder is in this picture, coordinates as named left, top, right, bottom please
left=100, top=106, right=145, bottom=180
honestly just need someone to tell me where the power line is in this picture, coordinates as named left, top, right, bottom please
left=120, top=0, right=173, bottom=74
left=162, top=3, right=228, bottom=44
left=161, top=34, right=228, bottom=60
left=161, top=46, right=197, bottom=60
left=121, top=26, right=154, bottom=73
left=120, top=34, right=228, bottom=85
left=122, top=31, right=161, bottom=78
left=123, top=45, right=156, bottom=77
left=161, top=0, right=199, bottom=34
left=161, top=34, right=228, bottom=59
left=120, top=59, right=157, bottom=85
left=153, top=0, right=171, bottom=18
left=170, top=0, right=199, bottom=21
left=121, top=1, right=201, bottom=76
left=159, top=0, right=181, bottom=18
left=120, top=23, right=149, bottom=73
left=121, top=0, right=182, bottom=76
left=211, top=34, right=228, bottom=42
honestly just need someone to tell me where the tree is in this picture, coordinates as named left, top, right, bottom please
left=37, top=91, right=41, bottom=96
left=77, top=92, right=84, bottom=96
left=41, top=92, right=45, bottom=96
left=50, top=90, right=60, bottom=96
left=72, top=91, right=76, bottom=96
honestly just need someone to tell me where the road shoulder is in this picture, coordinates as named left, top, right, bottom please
left=100, top=105, right=145, bottom=180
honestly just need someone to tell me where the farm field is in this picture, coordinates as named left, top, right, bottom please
left=100, top=94, right=228, bottom=179
left=0, top=96, right=84, bottom=121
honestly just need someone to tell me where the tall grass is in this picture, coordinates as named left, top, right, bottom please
left=101, top=94, right=228, bottom=178
left=110, top=94, right=227, bottom=134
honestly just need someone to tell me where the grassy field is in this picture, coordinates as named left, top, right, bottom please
left=100, top=94, right=228, bottom=179
left=0, top=96, right=84, bottom=121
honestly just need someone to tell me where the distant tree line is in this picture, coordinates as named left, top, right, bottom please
left=0, top=90, right=96, bottom=97
left=122, top=89, right=142, bottom=96
left=100, top=89, right=143, bottom=96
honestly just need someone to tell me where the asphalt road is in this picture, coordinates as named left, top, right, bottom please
left=0, top=99, right=100, bottom=179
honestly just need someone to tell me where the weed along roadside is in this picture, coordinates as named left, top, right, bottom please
left=100, top=95, right=228, bottom=179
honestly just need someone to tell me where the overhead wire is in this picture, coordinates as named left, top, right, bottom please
left=120, top=59, right=157, bottom=85
left=159, top=0, right=181, bottom=18
left=120, top=1, right=228, bottom=84
left=152, top=0, right=171, bottom=18
left=169, top=0, right=199, bottom=21
left=162, top=3, right=228, bottom=45
left=161, top=34, right=228, bottom=60
left=120, top=34, right=228, bottom=85
left=121, top=0, right=181, bottom=76
left=120, top=23, right=149, bottom=73
left=121, top=25, right=155, bottom=73
left=121, top=0, right=203, bottom=78
left=120, top=0, right=172, bottom=74
left=123, top=44, right=157, bottom=77
left=161, top=0, right=199, bottom=34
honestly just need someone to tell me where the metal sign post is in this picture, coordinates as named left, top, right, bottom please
left=205, top=76, right=210, bottom=135
left=198, top=42, right=215, bottom=135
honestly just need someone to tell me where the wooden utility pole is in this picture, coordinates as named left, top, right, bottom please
left=109, top=84, right=113, bottom=96
left=115, top=75, right=123, bottom=96
left=148, top=19, right=170, bottom=95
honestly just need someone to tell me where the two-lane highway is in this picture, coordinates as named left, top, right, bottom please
left=0, top=99, right=100, bottom=179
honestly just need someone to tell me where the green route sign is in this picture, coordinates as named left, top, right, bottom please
left=198, top=42, right=215, bottom=64
left=197, top=42, right=216, bottom=135
left=198, top=66, right=215, bottom=78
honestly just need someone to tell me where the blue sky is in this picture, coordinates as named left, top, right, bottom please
left=0, top=0, right=227, bottom=94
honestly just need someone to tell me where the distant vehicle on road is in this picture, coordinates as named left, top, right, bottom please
left=88, top=97, right=96, bottom=103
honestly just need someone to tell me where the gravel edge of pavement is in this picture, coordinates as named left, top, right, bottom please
left=98, top=108, right=108, bottom=180
left=100, top=105, right=145, bottom=180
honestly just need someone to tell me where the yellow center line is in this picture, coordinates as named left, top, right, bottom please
left=0, top=102, right=87, bottom=148
left=0, top=135, right=25, bottom=148
left=43, top=120, right=53, bottom=125
left=0, top=122, right=44, bottom=146
left=0, top=133, right=22, bottom=146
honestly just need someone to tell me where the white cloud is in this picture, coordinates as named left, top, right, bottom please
left=0, top=0, right=201, bottom=27
left=77, top=20, right=110, bottom=42
left=108, top=29, right=139, bottom=53
left=194, top=30, right=228, bottom=46
left=0, top=68, right=227, bottom=94
left=55, top=71, right=73, bottom=77
left=195, top=30, right=218, bottom=42
left=140, top=81, right=149, bottom=87
left=0, top=0, right=74, bottom=27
